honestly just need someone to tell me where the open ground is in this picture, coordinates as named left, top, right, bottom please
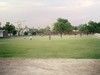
left=0, top=59, right=100, bottom=75
left=0, top=35, right=100, bottom=58
left=0, top=35, right=100, bottom=75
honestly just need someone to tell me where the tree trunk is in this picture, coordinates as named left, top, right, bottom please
left=80, top=33, right=82, bottom=37
left=49, top=34, right=51, bottom=40
left=60, top=33, right=62, bottom=38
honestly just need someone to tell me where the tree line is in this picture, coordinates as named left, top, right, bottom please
left=0, top=18, right=100, bottom=37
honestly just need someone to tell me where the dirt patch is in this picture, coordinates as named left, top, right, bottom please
left=0, top=59, right=100, bottom=75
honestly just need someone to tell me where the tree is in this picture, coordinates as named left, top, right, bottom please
left=88, top=21, right=97, bottom=34
left=28, top=28, right=38, bottom=36
left=79, top=24, right=90, bottom=35
left=3, top=22, right=17, bottom=36
left=38, top=28, right=45, bottom=35
left=24, top=31, right=28, bottom=35
left=79, top=21, right=100, bottom=34
left=45, top=26, right=51, bottom=40
left=96, top=22, right=100, bottom=33
left=12, top=30, right=17, bottom=36
left=53, top=18, right=72, bottom=37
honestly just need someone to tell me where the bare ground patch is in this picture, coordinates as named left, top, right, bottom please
left=0, top=59, right=100, bottom=75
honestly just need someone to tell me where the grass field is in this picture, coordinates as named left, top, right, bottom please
left=0, top=35, right=100, bottom=59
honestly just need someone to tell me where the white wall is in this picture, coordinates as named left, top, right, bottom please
left=0, top=31, right=3, bottom=37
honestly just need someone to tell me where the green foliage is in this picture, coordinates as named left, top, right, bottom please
left=79, top=24, right=89, bottom=34
left=79, top=21, right=100, bottom=34
left=88, top=21, right=97, bottom=33
left=24, top=31, right=28, bottom=35
left=53, top=18, right=72, bottom=35
left=1, top=19, right=100, bottom=36
left=12, top=30, right=17, bottom=36
left=96, top=22, right=100, bottom=33
left=3, top=22, right=17, bottom=36
left=73, top=26, right=78, bottom=30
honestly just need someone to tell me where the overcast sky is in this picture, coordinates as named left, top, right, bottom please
left=0, top=0, right=100, bottom=28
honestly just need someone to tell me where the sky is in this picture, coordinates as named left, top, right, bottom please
left=0, top=0, right=100, bottom=28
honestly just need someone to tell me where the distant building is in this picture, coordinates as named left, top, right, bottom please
left=0, top=30, right=8, bottom=38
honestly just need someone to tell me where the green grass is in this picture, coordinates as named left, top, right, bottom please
left=0, top=35, right=100, bottom=59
